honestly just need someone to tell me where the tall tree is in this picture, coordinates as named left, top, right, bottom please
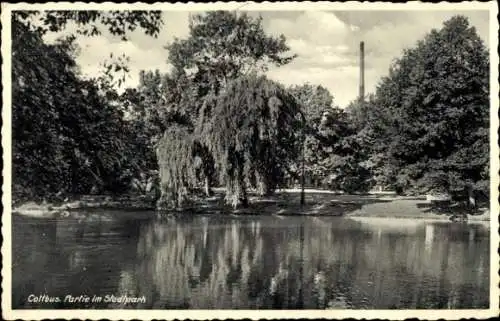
left=289, top=84, right=334, bottom=125
left=156, top=10, right=297, bottom=202
left=156, top=74, right=303, bottom=209
left=345, top=95, right=394, bottom=191
left=367, top=16, right=489, bottom=200
left=12, top=11, right=164, bottom=200
left=199, top=74, right=302, bottom=208
left=288, top=84, right=334, bottom=186
left=312, top=107, right=373, bottom=193
left=156, top=124, right=198, bottom=209
left=167, top=11, right=296, bottom=87
left=286, top=84, right=372, bottom=192
left=120, top=69, right=202, bottom=197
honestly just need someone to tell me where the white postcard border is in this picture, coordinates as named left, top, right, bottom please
left=2, top=2, right=498, bottom=320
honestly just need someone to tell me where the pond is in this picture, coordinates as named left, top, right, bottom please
left=12, top=212, right=490, bottom=309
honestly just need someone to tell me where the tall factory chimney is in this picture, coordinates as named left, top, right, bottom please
left=359, top=41, right=365, bottom=103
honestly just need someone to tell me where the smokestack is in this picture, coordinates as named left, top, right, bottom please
left=359, top=41, right=365, bottom=102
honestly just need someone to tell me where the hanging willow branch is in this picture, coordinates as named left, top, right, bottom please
left=198, top=74, right=302, bottom=207
left=156, top=124, right=198, bottom=209
left=156, top=74, right=303, bottom=210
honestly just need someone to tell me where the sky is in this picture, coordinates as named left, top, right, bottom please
left=43, top=9, right=490, bottom=108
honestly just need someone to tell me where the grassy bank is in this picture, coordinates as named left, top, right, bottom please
left=11, top=189, right=490, bottom=222
left=345, top=197, right=489, bottom=222
left=11, top=194, right=156, bottom=219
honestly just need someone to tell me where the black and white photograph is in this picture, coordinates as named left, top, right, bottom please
left=1, top=1, right=498, bottom=320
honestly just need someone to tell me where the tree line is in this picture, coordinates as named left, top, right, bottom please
left=347, top=16, right=489, bottom=203
left=12, top=11, right=489, bottom=209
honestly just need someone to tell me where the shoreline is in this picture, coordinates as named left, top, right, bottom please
left=10, top=191, right=490, bottom=223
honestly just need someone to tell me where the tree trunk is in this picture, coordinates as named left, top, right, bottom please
left=157, top=183, right=188, bottom=210
left=204, top=176, right=212, bottom=197
left=225, top=175, right=248, bottom=209
left=467, top=185, right=476, bottom=209
left=202, top=155, right=214, bottom=197
left=257, top=179, right=266, bottom=197
left=256, top=171, right=273, bottom=197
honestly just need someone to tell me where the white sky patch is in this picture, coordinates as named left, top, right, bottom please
left=264, top=9, right=490, bottom=107
left=266, top=11, right=352, bottom=45
left=77, top=36, right=172, bottom=87
left=39, top=10, right=489, bottom=108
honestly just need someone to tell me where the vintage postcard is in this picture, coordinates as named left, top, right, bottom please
left=2, top=1, right=499, bottom=320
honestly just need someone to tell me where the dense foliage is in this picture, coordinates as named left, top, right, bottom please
left=347, top=16, right=489, bottom=198
left=15, top=10, right=163, bottom=39
left=12, top=11, right=163, bottom=201
left=155, top=11, right=298, bottom=208
left=288, top=84, right=334, bottom=186
left=203, top=75, right=303, bottom=207
left=167, top=11, right=296, bottom=84
left=12, top=10, right=489, bottom=210
left=156, top=125, right=198, bottom=209
left=285, top=84, right=373, bottom=193
left=319, top=108, right=373, bottom=193
left=156, top=74, right=303, bottom=209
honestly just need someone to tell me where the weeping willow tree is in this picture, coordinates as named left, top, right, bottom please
left=197, top=74, right=303, bottom=208
left=156, top=124, right=198, bottom=209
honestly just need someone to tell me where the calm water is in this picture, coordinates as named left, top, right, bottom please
left=12, top=212, right=490, bottom=309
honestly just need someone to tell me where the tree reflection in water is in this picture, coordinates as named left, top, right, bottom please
left=133, top=217, right=489, bottom=309
left=12, top=214, right=489, bottom=309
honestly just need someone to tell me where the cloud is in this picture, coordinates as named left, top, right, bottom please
left=263, top=11, right=364, bottom=107
left=267, top=64, right=382, bottom=108
left=285, top=38, right=356, bottom=70
left=40, top=9, right=491, bottom=108
left=266, top=11, right=352, bottom=46
left=264, top=10, right=490, bottom=108
left=75, top=36, right=171, bottom=87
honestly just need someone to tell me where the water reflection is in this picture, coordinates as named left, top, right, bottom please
left=12, top=214, right=489, bottom=309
